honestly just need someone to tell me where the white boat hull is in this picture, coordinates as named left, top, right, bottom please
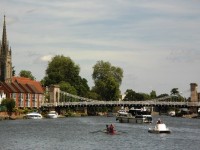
left=26, top=112, right=43, bottom=119
left=116, top=115, right=152, bottom=124
left=117, top=116, right=137, bottom=123
left=27, top=116, right=42, bottom=119
left=148, top=129, right=171, bottom=134
left=148, top=123, right=171, bottom=134
left=47, top=111, right=58, bottom=119
left=47, top=114, right=58, bottom=119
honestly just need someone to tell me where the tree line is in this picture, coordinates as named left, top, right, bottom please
left=124, top=88, right=185, bottom=101
left=1, top=55, right=185, bottom=117
left=15, top=55, right=185, bottom=101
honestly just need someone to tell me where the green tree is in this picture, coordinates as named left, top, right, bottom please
left=170, top=88, right=185, bottom=102
left=19, top=70, right=35, bottom=80
left=44, top=55, right=79, bottom=85
left=123, top=89, right=136, bottom=101
left=43, top=55, right=90, bottom=97
left=59, top=81, right=77, bottom=95
left=123, top=89, right=151, bottom=101
left=92, top=60, right=123, bottom=101
left=150, top=90, right=157, bottom=99
left=170, top=88, right=179, bottom=95
left=141, top=93, right=151, bottom=100
left=1, top=98, right=15, bottom=117
left=87, top=91, right=100, bottom=100
left=157, top=93, right=169, bottom=98
left=73, top=77, right=90, bottom=97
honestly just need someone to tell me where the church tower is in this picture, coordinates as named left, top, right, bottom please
left=0, top=15, right=12, bottom=82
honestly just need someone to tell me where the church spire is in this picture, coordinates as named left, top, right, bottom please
left=0, top=15, right=12, bottom=82
left=1, top=15, right=8, bottom=54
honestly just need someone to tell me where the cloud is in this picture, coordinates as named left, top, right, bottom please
left=40, top=55, right=53, bottom=62
left=1, top=0, right=200, bottom=98
left=167, top=49, right=200, bottom=63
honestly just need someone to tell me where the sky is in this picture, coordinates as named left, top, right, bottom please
left=0, top=0, right=200, bottom=98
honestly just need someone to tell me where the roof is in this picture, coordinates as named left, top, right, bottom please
left=11, top=77, right=44, bottom=93
left=0, top=82, right=17, bottom=93
left=1, top=77, right=44, bottom=94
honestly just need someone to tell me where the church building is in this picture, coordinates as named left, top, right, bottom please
left=0, top=15, right=12, bottom=82
left=0, top=15, right=44, bottom=108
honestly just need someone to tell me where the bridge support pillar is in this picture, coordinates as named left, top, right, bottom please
left=189, top=106, right=198, bottom=114
left=150, top=107, right=154, bottom=112
left=84, top=107, right=88, bottom=115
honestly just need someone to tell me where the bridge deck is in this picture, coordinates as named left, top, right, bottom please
left=42, top=101, right=200, bottom=107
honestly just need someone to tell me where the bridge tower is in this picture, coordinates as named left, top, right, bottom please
left=190, top=83, right=198, bottom=102
left=49, top=85, right=60, bottom=103
left=190, top=83, right=199, bottom=113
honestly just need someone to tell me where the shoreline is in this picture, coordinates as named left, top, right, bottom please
left=1, top=112, right=199, bottom=121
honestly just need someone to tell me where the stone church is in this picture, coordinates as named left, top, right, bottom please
left=0, top=15, right=12, bottom=82
left=0, top=16, right=44, bottom=108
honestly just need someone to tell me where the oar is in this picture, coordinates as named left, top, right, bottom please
left=90, top=129, right=106, bottom=133
left=117, top=130, right=127, bottom=133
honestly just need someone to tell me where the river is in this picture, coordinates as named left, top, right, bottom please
left=0, top=115, right=200, bottom=150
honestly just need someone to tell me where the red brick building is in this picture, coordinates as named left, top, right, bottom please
left=0, top=77, right=44, bottom=108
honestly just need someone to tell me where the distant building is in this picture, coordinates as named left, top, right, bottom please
left=0, top=77, right=44, bottom=108
left=0, top=15, right=12, bottom=82
left=190, top=83, right=200, bottom=102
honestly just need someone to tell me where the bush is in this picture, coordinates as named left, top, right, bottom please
left=1, top=98, right=15, bottom=117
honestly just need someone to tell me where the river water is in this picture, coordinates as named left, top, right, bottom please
left=0, top=115, right=200, bottom=150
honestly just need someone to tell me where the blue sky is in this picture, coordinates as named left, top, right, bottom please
left=1, top=0, right=200, bottom=98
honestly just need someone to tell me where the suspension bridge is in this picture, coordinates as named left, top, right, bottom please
left=41, top=89, right=200, bottom=108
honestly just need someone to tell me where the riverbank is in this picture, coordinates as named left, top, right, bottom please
left=0, top=114, right=24, bottom=120
left=182, top=113, right=199, bottom=118
left=0, top=111, right=87, bottom=120
left=1, top=111, right=199, bottom=121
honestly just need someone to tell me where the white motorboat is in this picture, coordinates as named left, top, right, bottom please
left=148, top=123, right=171, bottom=134
left=47, top=111, right=58, bottom=119
left=25, top=112, right=43, bottom=119
left=168, top=111, right=175, bottom=117
left=116, top=113, right=152, bottom=123
left=116, top=107, right=152, bottom=124
left=135, top=115, right=153, bottom=123
left=117, top=107, right=129, bottom=115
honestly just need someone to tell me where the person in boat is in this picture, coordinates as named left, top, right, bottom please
left=109, top=124, right=114, bottom=133
left=106, top=124, right=110, bottom=132
left=156, top=118, right=162, bottom=124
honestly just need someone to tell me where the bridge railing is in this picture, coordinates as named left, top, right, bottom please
left=41, top=101, right=200, bottom=107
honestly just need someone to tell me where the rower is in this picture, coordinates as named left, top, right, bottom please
left=106, top=124, right=110, bottom=132
left=109, top=124, right=114, bottom=133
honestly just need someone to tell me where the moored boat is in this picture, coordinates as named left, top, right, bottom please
left=25, top=112, right=43, bottom=119
left=46, top=111, right=58, bottom=119
left=135, top=114, right=153, bottom=123
left=116, top=107, right=152, bottom=124
left=168, top=111, right=175, bottom=117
